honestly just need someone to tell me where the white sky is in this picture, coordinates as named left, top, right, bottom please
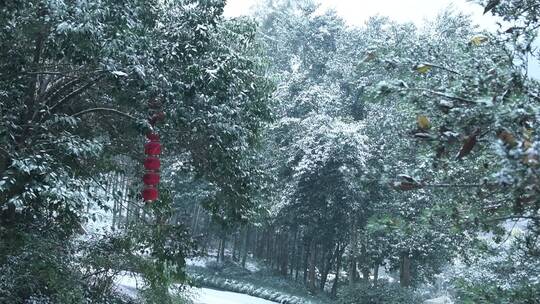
left=224, top=0, right=540, bottom=79
left=224, top=0, right=499, bottom=29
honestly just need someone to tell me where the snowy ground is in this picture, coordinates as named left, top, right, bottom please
left=115, top=273, right=277, bottom=304
left=186, top=255, right=261, bottom=272
left=192, top=288, right=277, bottom=304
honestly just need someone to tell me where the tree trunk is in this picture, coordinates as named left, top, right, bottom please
left=373, top=262, right=380, bottom=286
left=331, top=244, right=344, bottom=298
left=303, top=241, right=310, bottom=284
left=308, top=242, right=317, bottom=292
left=192, top=204, right=201, bottom=235
left=349, top=218, right=358, bottom=284
left=280, top=233, right=289, bottom=276
left=241, top=226, right=250, bottom=268
left=399, top=252, right=412, bottom=287
left=219, top=234, right=226, bottom=262
left=255, top=228, right=263, bottom=259
left=265, top=229, right=272, bottom=262
left=296, top=238, right=303, bottom=282
left=111, top=173, right=118, bottom=229
left=290, top=229, right=298, bottom=277
left=121, top=175, right=130, bottom=226
left=232, top=231, right=239, bottom=261
left=319, top=245, right=336, bottom=291
left=360, top=240, right=369, bottom=282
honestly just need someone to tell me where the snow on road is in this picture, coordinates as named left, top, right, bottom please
left=116, top=273, right=276, bottom=304
left=193, top=288, right=277, bottom=304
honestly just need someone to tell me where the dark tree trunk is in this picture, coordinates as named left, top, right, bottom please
left=290, top=229, right=298, bottom=277
left=219, top=234, right=226, bottom=262
left=303, top=241, right=310, bottom=284
left=360, top=239, right=370, bottom=282
left=373, top=260, right=381, bottom=286
left=232, top=231, right=239, bottom=262
left=308, top=242, right=317, bottom=292
left=399, top=252, right=412, bottom=287
left=265, top=229, right=272, bottom=262
left=331, top=244, right=344, bottom=298
left=256, top=228, right=264, bottom=259
left=319, top=245, right=337, bottom=291
left=296, top=238, right=303, bottom=282
left=349, top=218, right=358, bottom=284
left=241, top=226, right=250, bottom=268
left=280, top=232, right=289, bottom=276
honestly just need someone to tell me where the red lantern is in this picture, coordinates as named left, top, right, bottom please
left=144, top=141, right=161, bottom=155
left=146, top=132, right=160, bottom=142
left=144, top=157, right=161, bottom=170
left=142, top=187, right=158, bottom=201
left=149, top=111, right=166, bottom=126
left=143, top=172, right=160, bottom=186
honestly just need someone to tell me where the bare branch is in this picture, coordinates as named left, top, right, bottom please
left=483, top=215, right=540, bottom=223
left=71, top=107, right=137, bottom=120
left=402, top=88, right=475, bottom=104
left=49, top=74, right=106, bottom=112
left=423, top=62, right=462, bottom=75
left=424, top=183, right=484, bottom=188
left=42, top=77, right=84, bottom=105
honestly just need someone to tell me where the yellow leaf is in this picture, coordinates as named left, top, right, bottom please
left=470, top=35, right=488, bottom=46
left=417, top=115, right=431, bottom=130
left=524, top=128, right=534, bottom=140
left=497, top=130, right=517, bottom=147
left=415, top=63, right=432, bottom=74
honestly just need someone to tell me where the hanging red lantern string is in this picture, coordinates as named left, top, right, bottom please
left=144, top=141, right=161, bottom=155
left=146, top=132, right=160, bottom=142
left=143, top=172, right=160, bottom=186
left=142, top=187, right=158, bottom=201
left=142, top=97, right=165, bottom=203
left=144, top=157, right=161, bottom=170
left=149, top=111, right=166, bottom=126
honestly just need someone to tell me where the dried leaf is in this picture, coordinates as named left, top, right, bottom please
left=456, top=129, right=480, bottom=159
left=497, top=130, right=517, bottom=147
left=415, top=63, right=432, bottom=74
left=417, top=115, right=431, bottom=130
left=524, top=128, right=534, bottom=140
left=470, top=35, right=489, bottom=46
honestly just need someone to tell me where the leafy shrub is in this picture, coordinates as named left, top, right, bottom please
left=337, top=281, right=423, bottom=304
left=454, top=278, right=540, bottom=304
left=190, top=273, right=310, bottom=304
left=0, top=226, right=133, bottom=304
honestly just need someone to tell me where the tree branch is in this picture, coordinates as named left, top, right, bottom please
left=424, top=62, right=462, bottom=75
left=42, top=77, right=84, bottom=106
left=71, top=107, right=137, bottom=120
left=402, top=88, right=475, bottom=104
left=49, top=74, right=106, bottom=112
left=424, top=183, right=484, bottom=188
left=483, top=215, right=540, bottom=223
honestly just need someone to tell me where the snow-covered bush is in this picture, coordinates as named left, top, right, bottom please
left=337, top=281, right=424, bottom=304
left=190, top=273, right=312, bottom=304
